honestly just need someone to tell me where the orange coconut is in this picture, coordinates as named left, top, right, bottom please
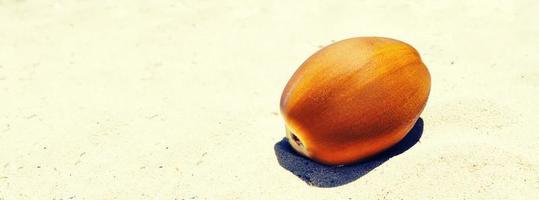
left=280, top=37, right=431, bottom=165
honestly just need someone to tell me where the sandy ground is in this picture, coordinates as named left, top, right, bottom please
left=0, top=0, right=538, bottom=199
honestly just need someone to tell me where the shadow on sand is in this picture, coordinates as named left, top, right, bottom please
left=274, top=118, right=424, bottom=187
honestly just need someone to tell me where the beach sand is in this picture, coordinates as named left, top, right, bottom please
left=0, top=0, right=538, bottom=199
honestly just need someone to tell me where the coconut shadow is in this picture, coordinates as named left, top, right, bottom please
left=274, top=118, right=424, bottom=187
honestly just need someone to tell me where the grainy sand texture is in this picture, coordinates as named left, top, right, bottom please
left=1, top=0, right=538, bottom=199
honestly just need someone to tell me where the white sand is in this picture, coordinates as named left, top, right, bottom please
left=0, top=0, right=538, bottom=199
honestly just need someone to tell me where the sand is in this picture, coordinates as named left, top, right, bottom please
left=0, top=0, right=538, bottom=199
